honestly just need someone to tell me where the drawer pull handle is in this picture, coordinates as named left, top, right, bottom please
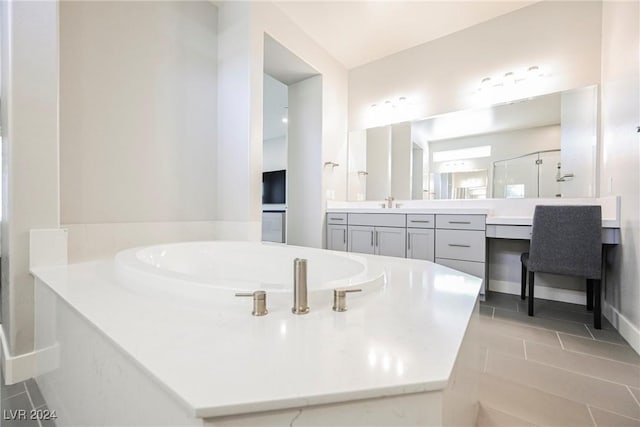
left=329, top=217, right=344, bottom=221
left=410, top=220, right=431, bottom=223
left=407, top=232, right=411, bottom=250
left=343, top=229, right=346, bottom=244
left=448, top=244, right=471, bottom=248
left=449, top=221, right=471, bottom=224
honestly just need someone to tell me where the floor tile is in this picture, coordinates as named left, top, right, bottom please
left=476, top=404, right=538, bottom=427
left=482, top=292, right=520, bottom=312
left=486, top=350, right=640, bottom=420
left=480, top=373, right=594, bottom=426
left=525, top=341, right=640, bottom=388
left=479, top=305, right=494, bottom=318
left=24, top=379, right=46, bottom=410
left=479, top=317, right=562, bottom=347
left=590, top=406, right=640, bottom=426
left=493, top=307, right=592, bottom=337
left=33, top=405, right=57, bottom=427
left=0, top=392, right=39, bottom=427
left=559, top=333, right=640, bottom=365
left=516, top=300, right=595, bottom=324
left=480, top=329, right=526, bottom=359
left=587, top=325, right=631, bottom=346
left=1, top=380, right=26, bottom=402
left=516, top=296, right=594, bottom=315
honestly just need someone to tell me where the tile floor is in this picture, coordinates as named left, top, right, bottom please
left=478, top=291, right=640, bottom=427
left=0, top=291, right=638, bottom=426
left=1, top=372, right=55, bottom=427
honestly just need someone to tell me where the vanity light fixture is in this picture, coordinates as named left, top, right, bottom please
left=477, top=65, right=546, bottom=92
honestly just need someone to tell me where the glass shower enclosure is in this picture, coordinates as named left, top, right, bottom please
left=493, top=149, right=561, bottom=198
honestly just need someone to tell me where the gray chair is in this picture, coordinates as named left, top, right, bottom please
left=520, top=205, right=603, bottom=329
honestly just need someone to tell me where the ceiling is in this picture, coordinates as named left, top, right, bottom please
left=274, top=1, right=537, bottom=69
left=264, top=34, right=319, bottom=85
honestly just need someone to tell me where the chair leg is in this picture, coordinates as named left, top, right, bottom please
left=594, top=279, right=601, bottom=329
left=521, top=263, right=527, bottom=300
left=528, top=270, right=535, bottom=316
left=586, top=279, right=593, bottom=311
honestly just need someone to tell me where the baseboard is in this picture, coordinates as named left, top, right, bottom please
left=603, top=300, right=640, bottom=355
left=489, top=280, right=586, bottom=305
left=1, top=326, right=59, bottom=385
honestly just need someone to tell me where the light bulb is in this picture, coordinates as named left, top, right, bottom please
left=528, top=65, right=542, bottom=78
left=503, top=72, right=515, bottom=86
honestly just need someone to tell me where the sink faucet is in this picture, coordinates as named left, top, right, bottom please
left=385, top=196, right=394, bottom=208
left=292, top=258, right=309, bottom=314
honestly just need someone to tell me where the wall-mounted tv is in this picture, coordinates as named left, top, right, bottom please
left=262, top=169, right=286, bottom=204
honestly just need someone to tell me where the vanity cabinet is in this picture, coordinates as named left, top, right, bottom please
left=434, top=214, right=486, bottom=295
left=406, top=214, right=435, bottom=261
left=326, top=212, right=486, bottom=296
left=326, top=214, right=348, bottom=251
left=346, top=214, right=406, bottom=257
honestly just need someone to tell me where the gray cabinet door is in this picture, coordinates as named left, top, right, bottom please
left=375, top=226, right=406, bottom=258
left=407, top=228, right=435, bottom=261
left=348, top=225, right=375, bottom=255
left=327, top=225, right=347, bottom=252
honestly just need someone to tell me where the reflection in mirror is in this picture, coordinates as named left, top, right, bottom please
left=347, top=84, right=598, bottom=200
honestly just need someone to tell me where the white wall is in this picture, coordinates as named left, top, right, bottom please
left=391, top=123, right=412, bottom=200
left=263, top=137, right=287, bottom=172
left=1, top=1, right=59, bottom=356
left=216, top=2, right=348, bottom=247
left=560, top=85, right=598, bottom=197
left=599, top=0, right=640, bottom=351
left=60, top=2, right=218, bottom=225
left=347, top=130, right=367, bottom=201
left=287, top=76, right=323, bottom=247
left=348, top=1, right=602, bottom=130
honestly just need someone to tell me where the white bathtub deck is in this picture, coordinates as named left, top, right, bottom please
left=31, top=246, right=481, bottom=422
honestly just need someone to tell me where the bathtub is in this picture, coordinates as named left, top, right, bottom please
left=32, top=238, right=482, bottom=426
left=115, top=241, right=386, bottom=304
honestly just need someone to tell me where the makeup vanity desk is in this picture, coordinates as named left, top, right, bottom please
left=326, top=196, right=622, bottom=300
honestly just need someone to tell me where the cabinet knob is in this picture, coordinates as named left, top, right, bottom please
left=332, top=288, right=362, bottom=312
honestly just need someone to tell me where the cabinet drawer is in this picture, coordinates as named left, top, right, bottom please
left=407, top=214, right=435, bottom=229
left=436, top=214, right=485, bottom=230
left=436, top=229, right=486, bottom=262
left=435, top=258, right=486, bottom=295
left=327, top=213, right=347, bottom=224
left=348, top=213, right=406, bottom=228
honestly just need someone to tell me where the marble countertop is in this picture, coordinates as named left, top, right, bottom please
left=32, top=250, right=481, bottom=419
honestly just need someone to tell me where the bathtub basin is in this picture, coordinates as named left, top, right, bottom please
left=115, top=241, right=385, bottom=301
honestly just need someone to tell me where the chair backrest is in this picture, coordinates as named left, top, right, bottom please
left=528, top=205, right=602, bottom=279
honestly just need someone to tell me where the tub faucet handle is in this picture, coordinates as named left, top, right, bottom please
left=235, top=291, right=268, bottom=316
left=332, top=288, right=362, bottom=312
left=292, top=258, right=310, bottom=315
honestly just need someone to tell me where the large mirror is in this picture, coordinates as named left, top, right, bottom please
left=347, top=85, right=598, bottom=200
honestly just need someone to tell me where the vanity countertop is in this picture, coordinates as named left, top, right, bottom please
left=326, top=207, right=491, bottom=215
left=32, top=248, right=481, bottom=419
